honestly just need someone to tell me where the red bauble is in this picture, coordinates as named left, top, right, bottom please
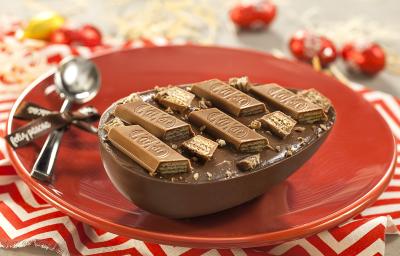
left=76, top=24, right=102, bottom=47
left=289, top=30, right=337, bottom=66
left=49, top=28, right=74, bottom=45
left=342, top=40, right=385, bottom=76
left=230, top=0, right=277, bottom=29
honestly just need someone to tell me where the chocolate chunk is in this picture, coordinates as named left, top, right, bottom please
left=198, top=98, right=212, bottom=109
left=103, top=117, right=124, bottom=134
left=117, top=93, right=141, bottom=105
left=114, top=101, right=192, bottom=141
left=285, top=148, right=293, bottom=157
left=236, top=154, right=261, bottom=171
left=154, top=86, right=195, bottom=113
left=228, top=76, right=250, bottom=92
left=249, top=83, right=324, bottom=123
left=181, top=135, right=218, bottom=160
left=188, top=108, right=268, bottom=153
left=191, top=79, right=266, bottom=117
left=107, top=124, right=191, bottom=175
left=216, top=139, right=226, bottom=147
left=164, top=107, right=174, bottom=114
left=225, top=170, right=233, bottom=178
left=249, top=119, right=262, bottom=130
left=294, top=126, right=306, bottom=132
left=298, top=88, right=332, bottom=113
left=199, top=125, right=206, bottom=132
left=260, top=111, right=297, bottom=139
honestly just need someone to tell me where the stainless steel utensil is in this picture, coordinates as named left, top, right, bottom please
left=31, top=57, right=100, bottom=182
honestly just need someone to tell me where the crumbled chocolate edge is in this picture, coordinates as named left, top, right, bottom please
left=103, top=117, right=124, bottom=134
left=236, top=153, right=261, bottom=171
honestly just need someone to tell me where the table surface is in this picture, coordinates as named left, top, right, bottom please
left=0, top=0, right=399, bottom=255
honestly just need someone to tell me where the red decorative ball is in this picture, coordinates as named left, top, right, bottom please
left=289, top=30, right=337, bottom=66
left=342, top=40, right=385, bottom=76
left=49, top=28, right=74, bottom=45
left=76, top=24, right=102, bottom=47
left=230, top=0, right=277, bottom=29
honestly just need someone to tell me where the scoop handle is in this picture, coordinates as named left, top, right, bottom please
left=30, top=99, right=72, bottom=182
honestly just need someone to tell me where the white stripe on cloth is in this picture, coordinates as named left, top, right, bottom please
left=0, top=193, right=58, bottom=221
left=389, top=179, right=400, bottom=187
left=0, top=213, right=154, bottom=256
left=83, top=224, right=117, bottom=243
left=201, top=249, right=222, bottom=256
left=356, top=239, right=385, bottom=256
left=362, top=204, right=400, bottom=216
left=364, top=91, right=400, bottom=121
left=159, top=245, right=191, bottom=256
left=268, top=238, right=323, bottom=256
left=0, top=102, right=14, bottom=112
left=0, top=137, right=9, bottom=165
left=0, top=175, right=19, bottom=185
left=231, top=249, right=247, bottom=256
left=0, top=112, right=9, bottom=121
left=374, top=104, right=400, bottom=140
left=0, top=92, right=19, bottom=102
left=0, top=159, right=10, bottom=166
left=379, top=191, right=400, bottom=200
left=316, top=217, right=387, bottom=254
left=14, top=180, right=52, bottom=208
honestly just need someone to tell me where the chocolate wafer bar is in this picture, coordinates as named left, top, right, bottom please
left=105, top=121, right=191, bottom=175
left=249, top=83, right=324, bottom=123
left=155, top=86, right=195, bottom=113
left=188, top=108, right=268, bottom=153
left=181, top=135, right=218, bottom=160
left=260, top=111, right=297, bottom=138
left=114, top=101, right=192, bottom=141
left=191, top=79, right=266, bottom=117
left=298, top=88, right=332, bottom=113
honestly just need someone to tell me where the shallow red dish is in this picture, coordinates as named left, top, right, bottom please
left=6, top=46, right=396, bottom=248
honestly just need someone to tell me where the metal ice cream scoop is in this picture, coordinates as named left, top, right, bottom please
left=31, top=56, right=100, bottom=182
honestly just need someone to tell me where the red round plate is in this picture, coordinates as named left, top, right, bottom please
left=6, top=46, right=396, bottom=248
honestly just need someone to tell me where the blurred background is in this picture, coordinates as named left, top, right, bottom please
left=0, top=0, right=399, bottom=95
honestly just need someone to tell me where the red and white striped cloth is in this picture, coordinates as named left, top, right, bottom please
left=0, top=38, right=400, bottom=256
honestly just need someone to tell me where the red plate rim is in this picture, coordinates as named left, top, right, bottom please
left=5, top=45, right=397, bottom=248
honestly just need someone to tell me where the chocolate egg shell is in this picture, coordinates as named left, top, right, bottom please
left=98, top=85, right=335, bottom=218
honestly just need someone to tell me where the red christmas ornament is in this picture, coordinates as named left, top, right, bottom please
left=230, top=0, right=277, bottom=29
left=76, top=24, right=102, bottom=47
left=342, top=40, right=385, bottom=76
left=289, top=30, right=337, bottom=66
left=49, top=28, right=74, bottom=45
